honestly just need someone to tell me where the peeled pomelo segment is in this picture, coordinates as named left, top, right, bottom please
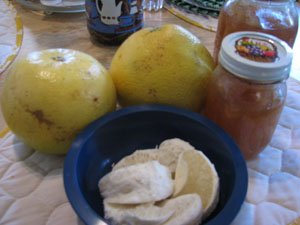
left=112, top=139, right=192, bottom=174
left=173, top=154, right=189, bottom=196
left=99, top=160, right=174, bottom=204
left=104, top=201, right=173, bottom=225
left=173, top=149, right=219, bottom=219
left=158, top=138, right=195, bottom=173
left=104, top=194, right=203, bottom=225
left=159, top=194, right=203, bottom=225
left=112, top=149, right=159, bottom=171
left=159, top=138, right=195, bottom=152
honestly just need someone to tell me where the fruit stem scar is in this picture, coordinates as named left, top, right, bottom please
left=51, top=56, right=65, bottom=62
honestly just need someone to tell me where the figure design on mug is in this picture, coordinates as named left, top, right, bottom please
left=96, top=0, right=122, bottom=25
left=96, top=0, right=142, bottom=26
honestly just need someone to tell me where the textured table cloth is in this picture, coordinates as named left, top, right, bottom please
left=0, top=78, right=300, bottom=225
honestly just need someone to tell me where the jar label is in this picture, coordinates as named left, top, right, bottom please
left=235, top=37, right=278, bottom=63
left=86, top=0, right=143, bottom=34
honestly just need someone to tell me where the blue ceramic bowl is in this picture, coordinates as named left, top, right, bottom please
left=64, top=105, right=248, bottom=225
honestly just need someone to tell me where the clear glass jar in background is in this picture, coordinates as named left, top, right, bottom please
left=142, top=0, right=164, bottom=11
left=213, top=0, right=298, bottom=63
left=203, top=32, right=293, bottom=160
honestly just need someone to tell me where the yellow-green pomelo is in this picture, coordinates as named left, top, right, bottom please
left=1, top=49, right=116, bottom=154
left=110, top=24, right=215, bottom=112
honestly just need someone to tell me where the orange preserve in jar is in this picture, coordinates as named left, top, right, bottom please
left=203, top=32, right=293, bottom=160
left=213, top=0, right=298, bottom=62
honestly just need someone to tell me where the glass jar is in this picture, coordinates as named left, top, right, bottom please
left=213, top=0, right=298, bottom=62
left=204, top=32, right=293, bottom=160
left=85, top=0, right=144, bottom=45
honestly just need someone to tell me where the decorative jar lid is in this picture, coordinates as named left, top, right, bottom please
left=219, top=31, right=293, bottom=83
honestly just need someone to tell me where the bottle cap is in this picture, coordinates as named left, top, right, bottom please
left=219, top=31, right=293, bottom=83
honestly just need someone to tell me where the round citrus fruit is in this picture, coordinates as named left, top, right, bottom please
left=109, top=24, right=215, bottom=112
left=1, top=49, right=116, bottom=154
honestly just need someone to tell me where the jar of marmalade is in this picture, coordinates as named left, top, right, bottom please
left=213, top=0, right=298, bottom=62
left=85, top=0, right=144, bottom=45
left=203, top=32, right=293, bottom=160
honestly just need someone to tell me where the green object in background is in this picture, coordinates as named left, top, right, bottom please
left=166, top=0, right=225, bottom=18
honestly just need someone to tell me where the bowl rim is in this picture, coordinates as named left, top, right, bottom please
left=63, top=104, right=248, bottom=225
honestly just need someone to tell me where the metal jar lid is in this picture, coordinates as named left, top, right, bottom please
left=219, top=31, right=293, bottom=83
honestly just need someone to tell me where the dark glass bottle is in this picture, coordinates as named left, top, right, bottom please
left=85, top=0, right=144, bottom=45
